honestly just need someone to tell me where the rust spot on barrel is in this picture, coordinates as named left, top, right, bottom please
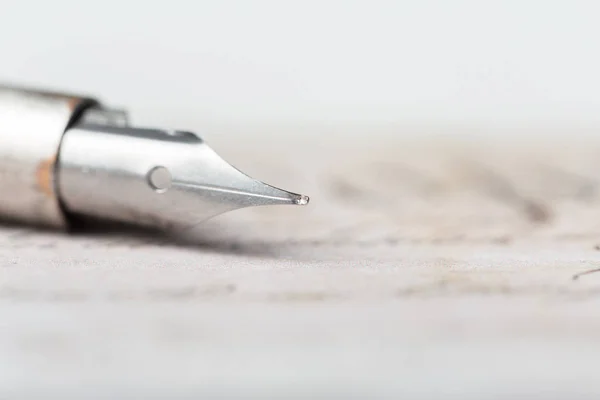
left=36, top=157, right=56, bottom=197
left=67, top=97, right=81, bottom=111
left=35, top=97, right=88, bottom=199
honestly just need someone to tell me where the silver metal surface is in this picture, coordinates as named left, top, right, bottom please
left=0, top=85, right=308, bottom=232
left=78, top=107, right=128, bottom=127
left=0, top=85, right=96, bottom=228
left=59, top=124, right=308, bottom=231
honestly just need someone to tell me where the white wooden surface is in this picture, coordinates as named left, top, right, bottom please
left=3, top=128, right=600, bottom=399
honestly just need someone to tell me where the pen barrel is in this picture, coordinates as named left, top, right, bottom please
left=0, top=85, right=97, bottom=228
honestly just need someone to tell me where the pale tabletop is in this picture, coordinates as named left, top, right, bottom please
left=2, top=126, right=600, bottom=399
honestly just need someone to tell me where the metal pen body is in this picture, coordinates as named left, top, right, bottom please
left=0, top=85, right=307, bottom=232
left=0, top=86, right=96, bottom=228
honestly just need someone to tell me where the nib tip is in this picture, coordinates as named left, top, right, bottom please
left=294, top=194, right=310, bottom=206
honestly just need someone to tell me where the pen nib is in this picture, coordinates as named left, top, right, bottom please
left=148, top=133, right=310, bottom=228
left=58, top=125, right=309, bottom=230
left=176, top=144, right=309, bottom=206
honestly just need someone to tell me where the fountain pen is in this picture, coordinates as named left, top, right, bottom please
left=0, top=85, right=309, bottom=232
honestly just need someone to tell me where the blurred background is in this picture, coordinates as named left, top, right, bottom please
left=2, top=0, right=600, bottom=128
left=4, top=1, right=600, bottom=399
